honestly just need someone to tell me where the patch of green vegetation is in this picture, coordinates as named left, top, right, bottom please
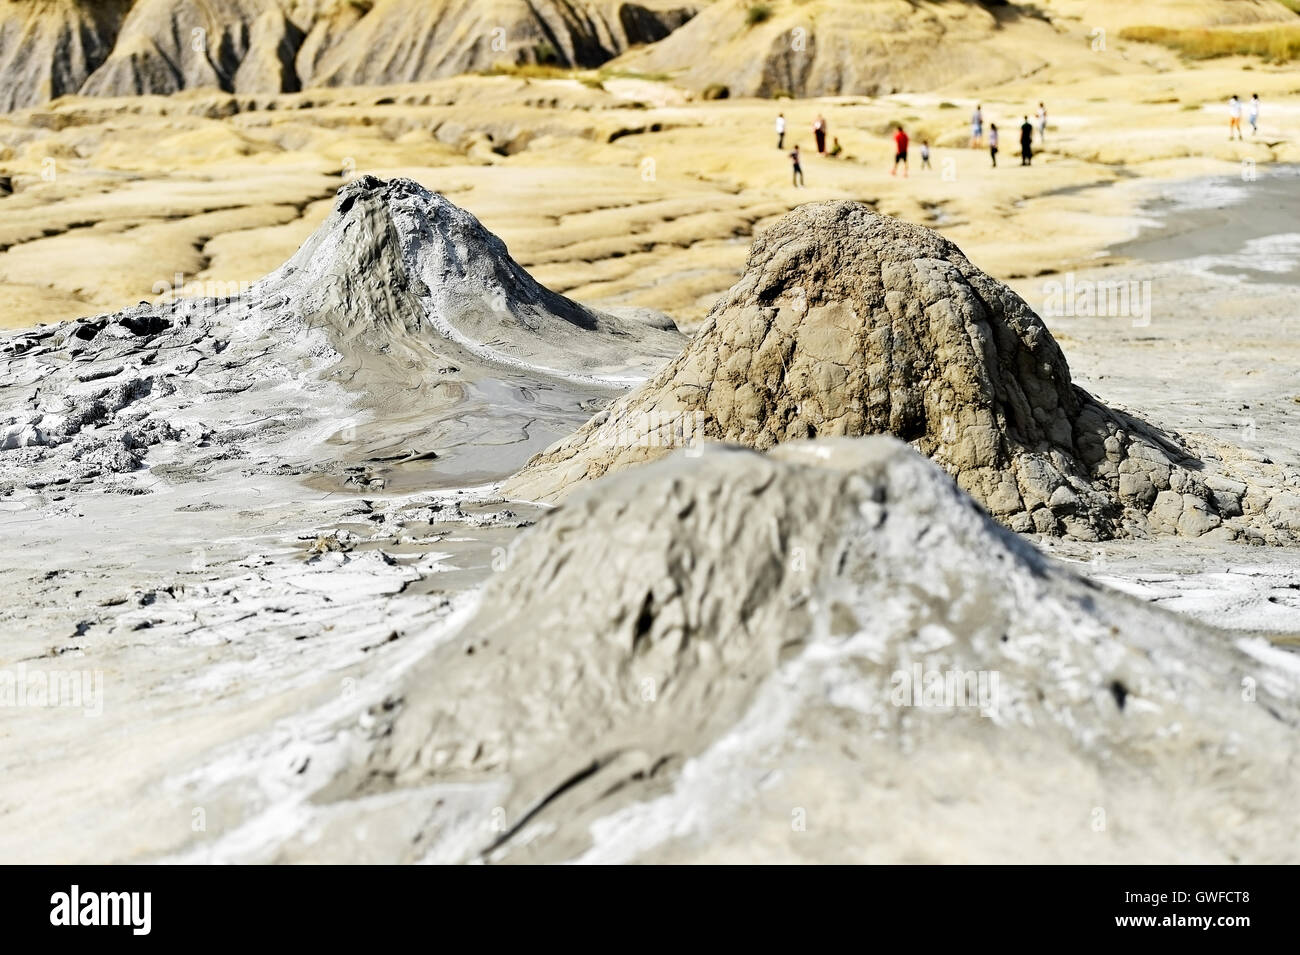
left=938, top=101, right=959, bottom=109
left=597, top=68, right=675, bottom=83
left=479, top=62, right=573, bottom=81
left=534, top=41, right=560, bottom=66
left=1119, top=24, right=1300, bottom=63
left=746, top=4, right=774, bottom=27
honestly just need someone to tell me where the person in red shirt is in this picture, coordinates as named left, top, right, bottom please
left=891, top=125, right=909, bottom=177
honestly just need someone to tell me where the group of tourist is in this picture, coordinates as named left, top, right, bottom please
left=969, top=103, right=1045, bottom=167
left=780, top=90, right=1266, bottom=187
left=778, top=102, right=1049, bottom=186
left=1228, top=94, right=1261, bottom=140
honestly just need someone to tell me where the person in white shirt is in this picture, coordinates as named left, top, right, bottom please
left=1036, top=102, right=1047, bottom=144
left=1248, top=94, right=1260, bottom=136
left=1228, top=95, right=1243, bottom=141
left=776, top=112, right=786, bottom=150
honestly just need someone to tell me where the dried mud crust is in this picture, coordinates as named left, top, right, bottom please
left=507, top=201, right=1300, bottom=543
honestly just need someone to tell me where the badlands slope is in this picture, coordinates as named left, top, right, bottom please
left=0, top=0, right=697, bottom=111
left=2, top=1, right=1294, bottom=109
left=611, top=0, right=1298, bottom=98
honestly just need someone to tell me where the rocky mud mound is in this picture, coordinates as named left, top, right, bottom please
left=0, top=176, right=680, bottom=499
left=507, top=200, right=1299, bottom=543
left=351, top=437, right=1300, bottom=862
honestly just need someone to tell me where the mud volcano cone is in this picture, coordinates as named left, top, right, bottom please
left=365, top=438, right=1300, bottom=862
left=507, top=200, right=1226, bottom=541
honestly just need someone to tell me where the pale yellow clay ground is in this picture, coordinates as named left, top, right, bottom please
left=0, top=39, right=1296, bottom=333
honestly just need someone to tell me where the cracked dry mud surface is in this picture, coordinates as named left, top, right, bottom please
left=508, top=201, right=1300, bottom=544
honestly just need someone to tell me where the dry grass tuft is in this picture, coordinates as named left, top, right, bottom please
left=1119, top=24, right=1300, bottom=63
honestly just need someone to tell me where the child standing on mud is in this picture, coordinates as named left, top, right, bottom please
left=988, top=124, right=998, bottom=167
left=790, top=144, right=804, bottom=187
left=891, top=125, right=909, bottom=177
left=971, top=104, right=984, bottom=148
left=920, top=141, right=931, bottom=170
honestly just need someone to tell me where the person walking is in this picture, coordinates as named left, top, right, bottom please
left=1229, top=95, right=1243, bottom=140
left=813, top=115, right=828, bottom=155
left=1036, top=102, right=1047, bottom=144
left=1248, top=94, right=1260, bottom=136
left=920, top=140, right=931, bottom=170
left=988, top=124, right=998, bottom=167
left=891, top=125, right=909, bottom=177
left=1019, top=116, right=1033, bottom=165
left=971, top=104, right=984, bottom=148
left=776, top=112, right=786, bottom=150
left=790, top=144, right=804, bottom=187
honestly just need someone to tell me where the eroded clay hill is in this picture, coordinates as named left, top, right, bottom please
left=605, top=0, right=1294, bottom=98
left=0, top=0, right=697, bottom=112
left=506, top=200, right=1299, bottom=543
left=359, top=438, right=1300, bottom=862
